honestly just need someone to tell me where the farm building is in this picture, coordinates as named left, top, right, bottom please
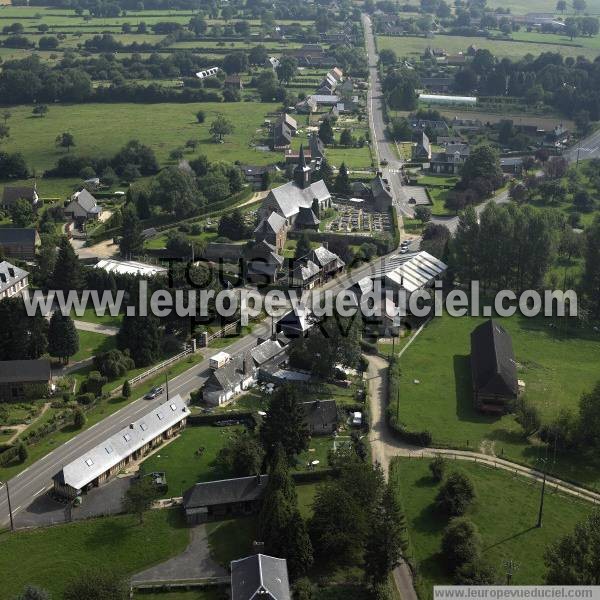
left=95, top=258, right=167, bottom=277
left=0, top=359, right=51, bottom=402
left=183, top=475, right=268, bottom=524
left=470, top=320, right=518, bottom=414
left=419, top=94, right=477, bottom=106
left=0, top=261, right=29, bottom=300
left=52, top=395, right=189, bottom=499
left=1, top=184, right=40, bottom=211
left=302, top=400, right=338, bottom=435
left=231, top=554, right=291, bottom=600
left=0, top=228, right=40, bottom=260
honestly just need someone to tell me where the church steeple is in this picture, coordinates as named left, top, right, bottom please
left=293, top=144, right=311, bottom=189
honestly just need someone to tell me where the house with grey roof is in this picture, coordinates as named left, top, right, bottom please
left=244, top=240, right=285, bottom=284
left=0, top=228, right=40, bottom=260
left=53, top=395, right=189, bottom=499
left=202, top=353, right=256, bottom=406
left=370, top=174, right=394, bottom=212
left=64, top=189, right=102, bottom=224
left=0, top=260, right=29, bottom=300
left=302, top=399, right=338, bottom=435
left=258, top=147, right=331, bottom=230
left=276, top=304, right=318, bottom=338
left=310, top=245, right=345, bottom=279
left=1, top=184, right=39, bottom=211
left=183, top=474, right=269, bottom=524
left=254, top=212, right=287, bottom=252
left=412, top=131, right=431, bottom=160
left=250, top=338, right=285, bottom=369
left=0, top=359, right=51, bottom=402
left=430, top=143, right=470, bottom=174
left=231, top=554, right=291, bottom=600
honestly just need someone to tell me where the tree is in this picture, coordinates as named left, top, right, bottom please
left=441, top=517, right=482, bottom=572
left=577, top=381, right=600, bottom=448
left=276, top=56, right=298, bottom=84
left=32, top=105, right=48, bottom=118
left=123, top=476, right=158, bottom=524
left=14, top=585, right=50, bottom=600
left=122, top=380, right=131, bottom=398
left=318, top=119, right=334, bottom=145
left=435, top=472, right=476, bottom=516
left=334, top=162, right=351, bottom=197
left=17, top=442, right=28, bottom=462
left=339, top=128, right=354, bottom=147
left=293, top=579, right=313, bottom=600
left=574, top=188, right=594, bottom=212
left=0, top=124, right=9, bottom=143
left=195, top=110, right=206, bottom=124
left=117, top=312, right=161, bottom=367
left=565, top=17, right=580, bottom=40
left=294, top=232, right=312, bottom=260
left=218, top=209, right=246, bottom=240
left=364, top=484, right=407, bottom=588
left=209, top=114, right=234, bottom=142
left=10, top=198, right=34, bottom=227
left=152, top=166, right=203, bottom=218
left=73, top=407, right=86, bottom=429
left=379, top=49, right=397, bottom=66
left=51, top=237, right=83, bottom=293
left=545, top=509, right=600, bottom=583
left=573, top=0, right=587, bottom=12
left=455, top=559, right=497, bottom=584
left=55, top=132, right=75, bottom=152
left=461, top=145, right=503, bottom=190
left=216, top=430, right=265, bottom=476
left=556, top=0, right=567, bottom=12
left=119, top=204, right=144, bottom=258
left=415, top=205, right=432, bottom=224
left=260, top=385, right=309, bottom=459
left=63, top=570, right=128, bottom=600
left=313, top=158, right=334, bottom=187
left=48, top=312, right=79, bottom=364
left=515, top=398, right=541, bottom=436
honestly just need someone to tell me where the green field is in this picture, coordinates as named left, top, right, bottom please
left=140, top=424, right=244, bottom=497
left=134, top=591, right=225, bottom=600
left=0, top=101, right=279, bottom=175
left=377, top=33, right=600, bottom=61
left=70, top=329, right=117, bottom=363
left=393, top=313, right=600, bottom=489
left=392, top=458, right=593, bottom=598
left=0, top=509, right=189, bottom=600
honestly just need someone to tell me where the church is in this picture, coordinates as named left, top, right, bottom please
left=257, top=145, right=331, bottom=231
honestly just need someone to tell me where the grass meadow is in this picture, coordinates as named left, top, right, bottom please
left=393, top=312, right=600, bottom=489
left=0, top=509, right=189, bottom=600
left=392, top=458, right=593, bottom=598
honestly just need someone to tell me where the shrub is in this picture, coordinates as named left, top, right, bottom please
left=429, top=455, right=446, bottom=482
left=76, top=392, right=96, bottom=406
left=455, top=559, right=498, bottom=584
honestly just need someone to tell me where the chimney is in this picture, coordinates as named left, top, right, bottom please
left=8, top=268, right=14, bottom=277
left=129, top=423, right=134, bottom=429
left=322, top=241, right=328, bottom=250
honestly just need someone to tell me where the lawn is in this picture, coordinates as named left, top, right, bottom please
left=139, top=424, right=244, bottom=497
left=391, top=458, right=593, bottom=598
left=0, top=102, right=280, bottom=176
left=133, top=591, right=225, bottom=600
left=74, top=306, right=123, bottom=328
left=377, top=33, right=600, bottom=61
left=70, top=329, right=117, bottom=363
left=0, top=509, right=189, bottom=600
left=393, top=312, right=600, bottom=489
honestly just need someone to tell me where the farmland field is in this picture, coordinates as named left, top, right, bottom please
left=392, top=458, right=593, bottom=599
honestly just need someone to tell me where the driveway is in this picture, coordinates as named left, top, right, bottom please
left=73, top=320, right=119, bottom=336
left=131, top=524, right=227, bottom=584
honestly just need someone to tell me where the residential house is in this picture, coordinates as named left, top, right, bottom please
left=370, top=174, right=394, bottom=212
left=272, top=120, right=293, bottom=150
left=202, top=353, right=255, bottom=406
left=302, top=399, right=338, bottom=435
left=412, top=132, right=431, bottom=160
left=309, top=245, right=345, bottom=280
left=0, top=359, right=51, bottom=403
left=244, top=240, right=285, bottom=284
left=409, top=119, right=450, bottom=137
left=53, top=395, right=189, bottom=498
left=309, top=94, right=340, bottom=108
left=276, top=304, right=317, bottom=337
left=429, top=143, right=470, bottom=174
left=183, top=475, right=268, bottom=524
left=258, top=146, right=331, bottom=229
left=224, top=74, right=243, bottom=90
left=471, top=319, right=518, bottom=414
left=196, top=67, right=219, bottom=79
left=0, top=228, right=40, bottom=260
left=1, top=184, right=39, bottom=211
left=421, top=76, right=454, bottom=93
left=241, top=165, right=273, bottom=191
left=543, top=125, right=569, bottom=149
left=254, top=212, right=287, bottom=252
left=500, top=157, right=524, bottom=175
left=280, top=114, right=298, bottom=135
left=284, top=134, right=325, bottom=167
left=64, top=189, right=102, bottom=224
left=290, top=258, right=322, bottom=289
left=296, top=97, right=318, bottom=114
left=266, top=56, right=280, bottom=70
left=284, top=45, right=336, bottom=68
left=338, top=77, right=354, bottom=100
left=0, top=260, right=29, bottom=300
left=231, top=554, right=291, bottom=600
left=250, top=338, right=286, bottom=371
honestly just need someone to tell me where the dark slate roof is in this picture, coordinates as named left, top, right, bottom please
left=251, top=339, right=284, bottom=366
left=231, top=554, right=291, bottom=600
left=310, top=245, right=344, bottom=269
left=302, top=400, right=338, bottom=429
left=371, top=175, right=393, bottom=201
left=295, top=206, right=320, bottom=226
left=0, top=228, right=38, bottom=246
left=470, top=320, right=518, bottom=397
left=183, top=475, right=268, bottom=509
left=204, top=354, right=248, bottom=393
left=0, top=359, right=51, bottom=384
left=254, top=212, right=287, bottom=237
left=2, top=186, right=36, bottom=205
left=293, top=259, right=321, bottom=282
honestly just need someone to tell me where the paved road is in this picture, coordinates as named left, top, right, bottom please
left=564, top=127, right=600, bottom=163
left=0, top=253, right=398, bottom=528
left=73, top=319, right=119, bottom=336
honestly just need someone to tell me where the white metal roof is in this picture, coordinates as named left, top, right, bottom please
left=56, top=395, right=189, bottom=491
left=385, top=251, right=447, bottom=293
left=95, top=258, right=167, bottom=277
left=419, top=93, right=477, bottom=104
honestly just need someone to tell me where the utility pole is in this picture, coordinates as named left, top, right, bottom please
left=536, top=458, right=547, bottom=528
left=165, top=372, right=170, bottom=401
left=0, top=480, right=14, bottom=532
left=504, top=560, right=519, bottom=585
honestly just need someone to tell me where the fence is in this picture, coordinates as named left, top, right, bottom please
left=198, top=321, right=240, bottom=347
left=128, top=347, right=194, bottom=387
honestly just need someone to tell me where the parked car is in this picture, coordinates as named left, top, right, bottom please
left=144, top=386, right=164, bottom=400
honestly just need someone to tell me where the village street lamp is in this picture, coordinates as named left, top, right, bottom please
left=536, top=458, right=548, bottom=528
left=0, top=480, right=14, bottom=531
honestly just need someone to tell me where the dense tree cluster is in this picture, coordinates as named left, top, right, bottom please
left=0, top=297, right=48, bottom=361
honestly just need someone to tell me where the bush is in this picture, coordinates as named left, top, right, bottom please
left=436, top=472, right=476, bottom=517
left=82, top=371, right=108, bottom=397
left=515, top=397, right=541, bottom=436
left=429, top=455, right=446, bottom=482
left=17, top=442, right=28, bottom=462
left=441, top=517, right=482, bottom=572
left=76, top=392, right=96, bottom=406
left=73, top=407, right=86, bottom=429
left=455, top=558, right=497, bottom=584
